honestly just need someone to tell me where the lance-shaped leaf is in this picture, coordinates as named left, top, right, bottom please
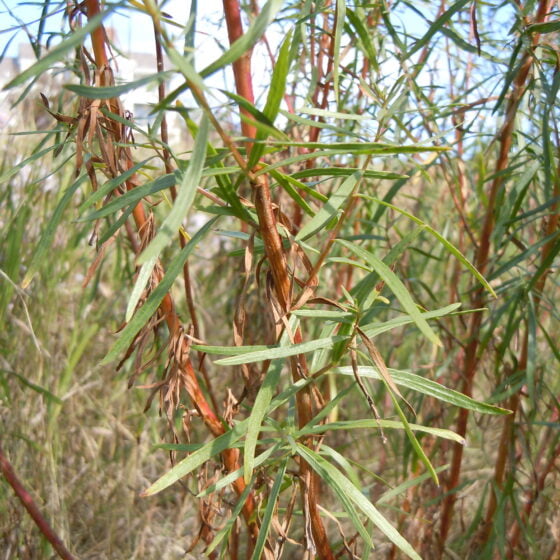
left=244, top=363, right=282, bottom=484
left=297, top=419, right=465, bottom=444
left=359, top=195, right=496, bottom=297
left=334, top=366, right=511, bottom=415
left=250, top=459, right=288, bottom=560
left=78, top=158, right=153, bottom=212
left=138, top=116, right=209, bottom=264
left=141, top=419, right=249, bottom=497
left=101, top=217, right=218, bottom=365
left=23, top=174, right=89, bottom=288
left=405, top=0, right=472, bottom=60
left=79, top=173, right=177, bottom=221
left=214, top=335, right=349, bottom=366
left=296, top=445, right=421, bottom=560
left=200, top=0, right=284, bottom=78
left=333, top=0, right=346, bottom=106
left=125, top=255, right=158, bottom=322
left=3, top=13, right=108, bottom=89
left=337, top=239, right=442, bottom=346
left=296, top=172, right=362, bottom=241
left=65, top=71, right=171, bottom=99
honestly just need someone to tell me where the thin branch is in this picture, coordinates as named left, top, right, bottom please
left=0, top=444, right=76, bottom=560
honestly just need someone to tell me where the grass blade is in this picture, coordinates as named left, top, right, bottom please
left=22, top=174, right=88, bottom=288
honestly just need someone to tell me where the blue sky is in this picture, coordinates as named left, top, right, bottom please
left=0, top=0, right=224, bottom=57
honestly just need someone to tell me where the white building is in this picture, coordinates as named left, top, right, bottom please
left=0, top=42, right=184, bottom=145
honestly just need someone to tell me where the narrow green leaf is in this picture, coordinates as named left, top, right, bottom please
left=101, top=217, right=219, bottom=365
left=184, top=0, right=197, bottom=53
left=333, top=0, right=346, bottom=106
left=279, top=108, right=359, bottom=134
left=297, top=445, right=374, bottom=548
left=359, top=195, right=496, bottom=297
left=248, top=29, right=294, bottom=167
left=1, top=369, right=62, bottom=404
left=297, top=419, right=465, bottom=444
left=191, top=343, right=270, bottom=355
left=292, top=309, right=354, bottom=320
left=244, top=363, right=282, bottom=483
left=263, top=141, right=448, bottom=153
left=144, top=380, right=311, bottom=499
left=201, top=0, right=284, bottom=78
left=527, top=20, right=560, bottom=34
left=526, top=295, right=537, bottom=401
left=22, top=174, right=88, bottom=288
left=166, top=46, right=206, bottom=91
left=296, top=445, right=421, bottom=560
left=346, top=8, right=378, bottom=69
left=405, top=0, right=471, bottom=60
left=320, top=443, right=363, bottom=489
left=255, top=149, right=429, bottom=177
left=292, top=167, right=406, bottom=180
left=263, top=29, right=293, bottom=124
left=198, top=445, right=280, bottom=498
left=296, top=172, right=361, bottom=241
left=334, top=366, right=511, bottom=415
left=141, top=419, right=249, bottom=497
left=337, top=239, right=442, bottom=346
left=359, top=303, right=463, bottom=339
left=214, top=335, right=348, bottom=366
left=79, top=173, right=176, bottom=221
left=78, top=158, right=153, bottom=212
left=270, top=169, right=316, bottom=216
left=353, top=227, right=423, bottom=308
left=273, top=169, right=328, bottom=202
left=297, top=106, right=368, bottom=121
left=489, top=231, right=559, bottom=281
left=221, top=89, right=275, bottom=127
left=3, top=13, right=108, bottom=89
left=377, top=465, right=450, bottom=505
left=251, top=459, right=288, bottom=560
left=0, top=145, right=58, bottom=185
left=138, top=116, right=209, bottom=264
left=527, top=236, right=560, bottom=292
left=125, top=256, right=158, bottom=322
left=206, top=481, right=254, bottom=555
left=65, top=71, right=171, bottom=99
left=388, top=388, right=440, bottom=484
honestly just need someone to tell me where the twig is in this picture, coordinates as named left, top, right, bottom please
left=0, top=443, right=76, bottom=560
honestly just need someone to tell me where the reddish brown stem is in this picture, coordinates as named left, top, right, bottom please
left=439, top=0, right=551, bottom=551
left=221, top=0, right=334, bottom=555
left=151, top=15, right=219, bottom=413
left=0, top=443, right=76, bottom=560
left=84, top=0, right=259, bottom=540
left=222, top=0, right=257, bottom=142
left=506, top=439, right=560, bottom=556
left=480, top=154, right=560, bottom=549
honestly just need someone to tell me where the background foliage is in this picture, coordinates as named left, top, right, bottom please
left=1, top=0, right=559, bottom=558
